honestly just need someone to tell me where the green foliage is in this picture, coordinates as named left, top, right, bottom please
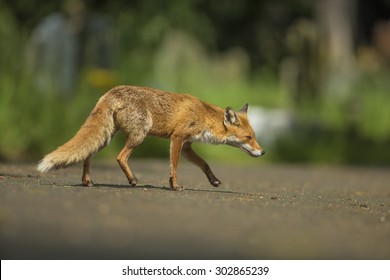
left=274, top=71, right=390, bottom=165
left=1, top=0, right=390, bottom=165
left=355, top=75, right=390, bottom=142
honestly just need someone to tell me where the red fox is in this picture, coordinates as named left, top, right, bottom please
left=37, top=85, right=265, bottom=191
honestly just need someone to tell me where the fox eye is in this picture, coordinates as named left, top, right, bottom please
left=245, top=135, right=252, bottom=140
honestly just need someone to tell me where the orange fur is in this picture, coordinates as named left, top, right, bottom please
left=38, top=85, right=265, bottom=190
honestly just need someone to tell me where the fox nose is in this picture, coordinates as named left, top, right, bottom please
left=251, top=149, right=265, bottom=157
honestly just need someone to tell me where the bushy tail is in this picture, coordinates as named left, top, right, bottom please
left=37, top=100, right=116, bottom=172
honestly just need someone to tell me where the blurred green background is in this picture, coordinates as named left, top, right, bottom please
left=1, top=0, right=390, bottom=165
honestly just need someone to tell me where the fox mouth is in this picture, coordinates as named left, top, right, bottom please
left=240, top=146, right=263, bottom=157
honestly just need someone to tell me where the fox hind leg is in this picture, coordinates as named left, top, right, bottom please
left=81, top=130, right=115, bottom=186
left=117, top=134, right=147, bottom=186
left=82, top=156, right=93, bottom=186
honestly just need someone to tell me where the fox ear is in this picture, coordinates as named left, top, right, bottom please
left=224, top=106, right=239, bottom=126
left=239, top=103, right=249, bottom=114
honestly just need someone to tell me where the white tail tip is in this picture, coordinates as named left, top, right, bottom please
left=37, top=158, right=54, bottom=173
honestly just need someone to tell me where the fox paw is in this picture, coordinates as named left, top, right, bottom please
left=210, top=178, right=221, bottom=187
left=171, top=184, right=184, bottom=191
left=82, top=180, right=94, bottom=187
left=129, top=178, right=138, bottom=187
left=169, top=176, right=184, bottom=191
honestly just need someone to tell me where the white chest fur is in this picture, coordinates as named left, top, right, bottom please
left=189, top=130, right=224, bottom=145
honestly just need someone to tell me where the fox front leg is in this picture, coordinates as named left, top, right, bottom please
left=169, top=135, right=185, bottom=191
left=182, top=142, right=221, bottom=187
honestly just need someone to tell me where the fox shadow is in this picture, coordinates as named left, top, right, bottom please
left=67, top=182, right=248, bottom=195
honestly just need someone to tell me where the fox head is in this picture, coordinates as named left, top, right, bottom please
left=223, top=104, right=265, bottom=157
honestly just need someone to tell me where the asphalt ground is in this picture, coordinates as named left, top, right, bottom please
left=0, top=160, right=389, bottom=259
